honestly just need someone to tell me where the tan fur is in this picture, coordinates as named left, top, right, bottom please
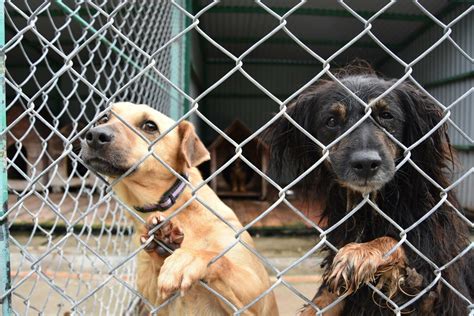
left=179, top=121, right=210, bottom=168
left=330, top=102, right=347, bottom=122
left=374, top=127, right=400, bottom=159
left=99, top=102, right=278, bottom=315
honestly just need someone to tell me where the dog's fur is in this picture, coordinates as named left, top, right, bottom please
left=81, top=102, right=278, bottom=315
left=231, top=159, right=248, bottom=192
left=266, top=74, right=473, bottom=315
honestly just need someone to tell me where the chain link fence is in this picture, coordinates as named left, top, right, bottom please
left=3, top=0, right=189, bottom=314
left=1, top=1, right=473, bottom=315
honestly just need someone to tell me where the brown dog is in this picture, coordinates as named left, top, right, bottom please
left=81, top=102, right=278, bottom=315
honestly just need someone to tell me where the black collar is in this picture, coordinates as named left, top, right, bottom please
left=134, top=173, right=188, bottom=213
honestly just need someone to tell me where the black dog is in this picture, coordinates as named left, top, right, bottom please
left=266, top=74, right=473, bottom=315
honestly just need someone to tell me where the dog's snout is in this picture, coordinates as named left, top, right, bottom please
left=350, top=150, right=382, bottom=179
left=85, top=127, right=114, bottom=149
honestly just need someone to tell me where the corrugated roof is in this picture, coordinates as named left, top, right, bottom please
left=197, top=0, right=447, bottom=15
left=196, top=0, right=454, bottom=65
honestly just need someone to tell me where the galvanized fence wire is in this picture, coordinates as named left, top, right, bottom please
left=2, top=0, right=473, bottom=315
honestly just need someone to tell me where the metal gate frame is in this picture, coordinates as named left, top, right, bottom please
left=1, top=0, right=12, bottom=313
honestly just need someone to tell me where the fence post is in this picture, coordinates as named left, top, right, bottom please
left=169, top=2, right=186, bottom=120
left=0, top=0, right=11, bottom=313
left=183, top=0, right=192, bottom=114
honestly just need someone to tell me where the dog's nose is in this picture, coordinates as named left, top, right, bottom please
left=350, top=150, right=382, bottom=179
left=85, top=127, right=114, bottom=149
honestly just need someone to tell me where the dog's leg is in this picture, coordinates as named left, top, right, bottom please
left=136, top=214, right=185, bottom=308
left=300, top=284, right=344, bottom=316
left=299, top=263, right=426, bottom=316
left=156, top=249, right=234, bottom=298
left=157, top=248, right=273, bottom=315
left=325, top=236, right=406, bottom=297
left=140, top=214, right=184, bottom=258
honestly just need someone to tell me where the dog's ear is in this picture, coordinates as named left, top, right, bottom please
left=395, top=84, right=443, bottom=144
left=178, top=120, right=210, bottom=168
left=264, top=91, right=322, bottom=180
left=395, top=82, right=455, bottom=187
left=395, top=83, right=450, bottom=155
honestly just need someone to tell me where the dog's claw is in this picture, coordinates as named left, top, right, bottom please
left=140, top=235, right=155, bottom=251
left=141, top=214, right=184, bottom=257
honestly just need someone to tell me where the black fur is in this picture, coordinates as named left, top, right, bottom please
left=266, top=73, right=473, bottom=315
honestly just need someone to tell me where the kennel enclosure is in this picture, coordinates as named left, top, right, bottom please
left=2, top=1, right=473, bottom=315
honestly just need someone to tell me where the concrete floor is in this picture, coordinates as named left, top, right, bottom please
left=8, top=234, right=324, bottom=315
left=10, top=277, right=318, bottom=315
left=10, top=233, right=474, bottom=315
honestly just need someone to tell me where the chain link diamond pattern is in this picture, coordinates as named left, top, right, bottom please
left=2, top=1, right=473, bottom=315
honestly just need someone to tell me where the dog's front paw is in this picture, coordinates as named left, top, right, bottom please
left=325, top=241, right=405, bottom=296
left=157, top=248, right=209, bottom=299
left=140, top=214, right=184, bottom=257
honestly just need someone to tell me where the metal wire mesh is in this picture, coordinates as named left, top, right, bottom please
left=1, top=1, right=473, bottom=315
left=3, top=0, right=188, bottom=314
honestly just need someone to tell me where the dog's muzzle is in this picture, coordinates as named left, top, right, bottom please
left=349, top=150, right=382, bottom=180
left=331, top=147, right=395, bottom=193
left=81, top=126, right=131, bottom=177
left=85, top=126, right=115, bottom=150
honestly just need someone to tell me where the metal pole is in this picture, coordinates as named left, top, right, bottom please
left=169, top=2, right=184, bottom=120
left=0, top=0, right=12, bottom=314
left=183, top=0, right=192, bottom=114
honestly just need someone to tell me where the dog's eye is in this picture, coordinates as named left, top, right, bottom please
left=97, top=114, right=109, bottom=125
left=141, top=120, right=159, bottom=133
left=326, top=117, right=337, bottom=128
left=380, top=112, right=393, bottom=120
